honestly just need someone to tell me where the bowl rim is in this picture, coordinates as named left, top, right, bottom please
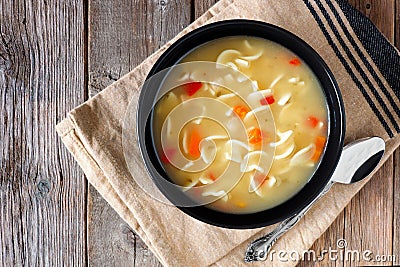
left=137, top=19, right=345, bottom=229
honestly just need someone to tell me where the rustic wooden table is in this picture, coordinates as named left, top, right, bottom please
left=0, top=0, right=399, bottom=266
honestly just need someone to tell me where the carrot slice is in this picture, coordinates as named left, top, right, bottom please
left=188, top=129, right=202, bottom=158
left=260, top=95, right=275, bottom=105
left=306, top=116, right=319, bottom=128
left=208, top=172, right=217, bottom=181
left=183, top=81, right=202, bottom=96
left=315, top=136, right=326, bottom=149
left=289, top=58, right=301, bottom=66
left=311, top=136, right=326, bottom=162
left=233, top=105, right=249, bottom=119
left=248, top=128, right=263, bottom=144
left=311, top=150, right=322, bottom=162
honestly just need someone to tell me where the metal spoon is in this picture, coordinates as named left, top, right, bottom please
left=244, top=137, right=385, bottom=262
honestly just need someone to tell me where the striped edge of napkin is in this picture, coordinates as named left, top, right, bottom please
left=305, top=0, right=400, bottom=137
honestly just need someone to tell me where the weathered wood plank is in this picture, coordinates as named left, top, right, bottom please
left=87, top=190, right=137, bottom=266
left=393, top=1, right=400, bottom=265
left=394, top=148, right=400, bottom=266
left=87, top=0, right=191, bottom=266
left=0, top=0, right=87, bottom=266
left=88, top=0, right=191, bottom=97
left=193, top=0, right=220, bottom=19
left=298, top=1, right=397, bottom=266
left=301, top=163, right=395, bottom=267
left=344, top=156, right=394, bottom=267
left=396, top=0, right=400, bottom=48
left=392, top=148, right=400, bottom=265
left=297, top=215, right=345, bottom=267
left=348, top=0, right=395, bottom=39
left=343, top=1, right=395, bottom=266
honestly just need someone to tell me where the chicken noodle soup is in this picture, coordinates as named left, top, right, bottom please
left=153, top=36, right=328, bottom=214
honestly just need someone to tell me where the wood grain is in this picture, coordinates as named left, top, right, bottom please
left=87, top=0, right=399, bottom=266
left=1, top=0, right=395, bottom=266
left=345, top=157, right=394, bottom=267
left=344, top=1, right=396, bottom=266
left=396, top=0, right=400, bottom=48
left=300, top=1, right=398, bottom=266
left=393, top=1, right=400, bottom=265
left=0, top=0, right=87, bottom=266
left=193, top=0, right=220, bottom=19
left=348, top=0, right=395, bottom=39
left=297, top=215, right=345, bottom=267
left=394, top=149, right=400, bottom=266
left=87, top=0, right=191, bottom=266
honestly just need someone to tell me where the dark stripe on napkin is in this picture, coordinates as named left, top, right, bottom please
left=303, top=0, right=394, bottom=137
left=336, top=0, right=400, bottom=101
left=314, top=0, right=400, bottom=133
left=325, top=0, right=400, bottom=121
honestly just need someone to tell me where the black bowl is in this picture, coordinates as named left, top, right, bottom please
left=137, top=19, right=345, bottom=229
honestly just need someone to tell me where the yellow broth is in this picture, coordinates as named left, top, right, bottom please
left=153, top=36, right=328, bottom=214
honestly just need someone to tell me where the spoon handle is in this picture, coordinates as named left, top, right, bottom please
left=244, top=182, right=333, bottom=262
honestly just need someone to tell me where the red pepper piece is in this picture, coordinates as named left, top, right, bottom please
left=260, top=95, right=275, bottom=105
left=208, top=172, right=217, bottom=181
left=160, top=148, right=176, bottom=164
left=289, top=58, right=301, bottom=66
left=183, top=81, right=202, bottom=96
left=306, top=116, right=319, bottom=128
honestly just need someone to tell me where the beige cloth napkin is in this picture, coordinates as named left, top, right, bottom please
left=56, top=0, right=400, bottom=266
